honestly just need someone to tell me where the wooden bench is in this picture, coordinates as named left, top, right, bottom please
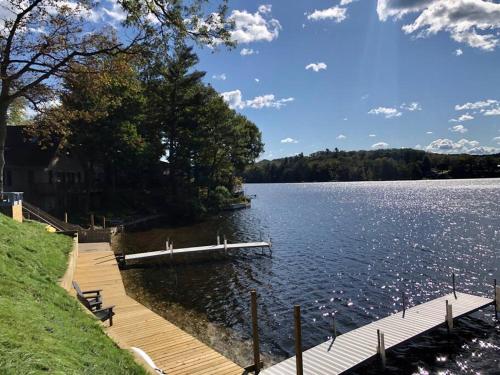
left=72, top=281, right=115, bottom=326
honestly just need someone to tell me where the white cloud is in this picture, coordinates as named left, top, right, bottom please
left=340, top=0, right=357, bottom=5
left=212, top=73, right=227, bottom=81
left=307, top=6, right=347, bottom=22
left=493, top=136, right=500, bottom=144
left=305, top=62, right=327, bottom=72
left=454, top=48, right=463, bottom=56
left=100, top=0, right=127, bottom=23
left=426, top=131, right=433, bottom=134
left=415, top=144, right=422, bottom=149
left=450, top=124, right=468, bottom=133
left=281, top=137, right=298, bottom=144
left=377, top=0, right=500, bottom=51
left=221, top=90, right=294, bottom=110
left=372, top=142, right=390, bottom=149
left=455, top=99, right=500, bottom=116
left=425, top=138, right=500, bottom=154
left=221, top=90, right=245, bottom=110
left=258, top=4, right=272, bottom=14
left=485, top=108, right=500, bottom=116
left=455, top=99, right=499, bottom=111
left=368, top=107, right=402, bottom=119
left=400, top=102, right=422, bottom=111
left=241, top=48, right=258, bottom=56
left=449, top=113, right=474, bottom=122
left=337, top=134, right=347, bottom=140
left=230, top=8, right=281, bottom=43
left=255, top=78, right=260, bottom=83
left=369, top=134, right=376, bottom=137
left=246, top=95, right=294, bottom=109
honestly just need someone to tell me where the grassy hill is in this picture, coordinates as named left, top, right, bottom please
left=0, top=214, right=147, bottom=374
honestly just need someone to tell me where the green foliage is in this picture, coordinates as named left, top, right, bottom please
left=142, top=43, right=263, bottom=214
left=31, top=42, right=263, bottom=217
left=244, top=148, right=500, bottom=183
left=209, top=185, right=233, bottom=209
left=0, top=214, right=147, bottom=374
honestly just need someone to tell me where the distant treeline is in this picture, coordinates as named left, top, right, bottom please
left=243, top=148, right=500, bottom=183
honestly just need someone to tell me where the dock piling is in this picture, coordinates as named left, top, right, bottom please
left=294, top=305, right=303, bottom=375
left=377, top=329, right=386, bottom=368
left=445, top=300, right=453, bottom=331
left=332, top=314, right=337, bottom=339
left=452, top=273, right=457, bottom=299
left=224, top=235, right=228, bottom=255
left=402, top=292, right=406, bottom=318
left=64, top=212, right=68, bottom=223
left=495, top=279, right=499, bottom=319
left=103, top=216, right=106, bottom=229
left=251, top=290, right=261, bottom=374
left=90, top=214, right=95, bottom=229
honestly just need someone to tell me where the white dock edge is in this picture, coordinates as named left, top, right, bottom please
left=124, top=241, right=271, bottom=261
left=261, top=292, right=493, bottom=375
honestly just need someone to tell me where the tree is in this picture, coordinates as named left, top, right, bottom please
left=143, top=44, right=263, bottom=213
left=143, top=42, right=206, bottom=199
left=0, top=0, right=233, bottom=193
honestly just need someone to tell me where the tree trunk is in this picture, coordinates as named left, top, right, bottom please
left=0, top=99, right=10, bottom=196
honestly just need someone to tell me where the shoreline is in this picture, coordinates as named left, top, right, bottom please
left=111, top=233, right=281, bottom=368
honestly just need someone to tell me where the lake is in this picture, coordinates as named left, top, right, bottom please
left=116, top=179, right=500, bottom=374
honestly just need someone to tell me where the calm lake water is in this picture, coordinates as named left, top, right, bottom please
left=116, top=179, right=500, bottom=374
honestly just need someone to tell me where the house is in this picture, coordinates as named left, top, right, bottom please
left=4, top=126, right=86, bottom=213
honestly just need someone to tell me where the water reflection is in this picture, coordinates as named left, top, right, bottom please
left=116, top=179, right=500, bottom=374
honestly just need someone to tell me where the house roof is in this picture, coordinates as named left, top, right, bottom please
left=5, top=126, right=59, bottom=168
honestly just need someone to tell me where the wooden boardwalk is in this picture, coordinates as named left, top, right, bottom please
left=261, top=292, right=494, bottom=375
left=124, top=241, right=271, bottom=261
left=74, top=243, right=244, bottom=375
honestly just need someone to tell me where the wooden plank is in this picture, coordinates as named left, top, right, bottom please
left=261, top=292, right=493, bottom=375
left=74, top=243, right=244, bottom=375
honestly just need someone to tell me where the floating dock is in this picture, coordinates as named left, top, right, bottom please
left=122, top=240, right=271, bottom=262
left=74, top=243, right=244, bottom=374
left=260, top=292, right=496, bottom=375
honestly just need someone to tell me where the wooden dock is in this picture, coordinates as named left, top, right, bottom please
left=123, top=241, right=271, bottom=261
left=74, top=242, right=244, bottom=375
left=260, top=292, right=495, bottom=375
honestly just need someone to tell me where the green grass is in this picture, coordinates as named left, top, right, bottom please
left=0, top=214, right=148, bottom=375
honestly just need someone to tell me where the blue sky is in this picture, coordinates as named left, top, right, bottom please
left=194, top=0, right=500, bottom=159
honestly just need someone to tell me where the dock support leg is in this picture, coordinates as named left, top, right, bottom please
left=251, top=290, right=261, bottom=374
left=332, top=314, right=337, bottom=339
left=64, top=212, right=68, bottom=223
left=452, top=273, right=457, bottom=299
left=117, top=250, right=126, bottom=269
left=402, top=292, right=406, bottom=318
left=377, top=329, right=386, bottom=369
left=294, top=305, right=303, bottom=375
left=495, top=279, right=499, bottom=320
left=224, top=236, right=228, bottom=255
left=445, top=300, right=453, bottom=331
